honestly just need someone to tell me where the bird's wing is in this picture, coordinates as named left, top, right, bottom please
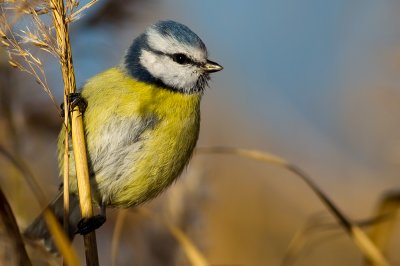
left=85, top=114, right=159, bottom=180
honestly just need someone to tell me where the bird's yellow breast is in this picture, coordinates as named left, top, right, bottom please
left=60, top=68, right=201, bottom=207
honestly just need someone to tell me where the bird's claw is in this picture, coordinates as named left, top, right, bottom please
left=60, top=93, right=88, bottom=118
left=76, top=215, right=106, bottom=235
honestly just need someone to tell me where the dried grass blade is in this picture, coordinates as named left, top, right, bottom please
left=111, top=209, right=129, bottom=266
left=42, top=209, right=79, bottom=266
left=138, top=208, right=209, bottom=266
left=0, top=145, right=79, bottom=264
left=196, top=147, right=389, bottom=266
left=164, top=222, right=209, bottom=266
left=366, top=191, right=400, bottom=266
left=282, top=213, right=330, bottom=265
left=68, top=0, right=98, bottom=22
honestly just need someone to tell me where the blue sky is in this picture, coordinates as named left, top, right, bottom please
left=60, top=0, right=400, bottom=184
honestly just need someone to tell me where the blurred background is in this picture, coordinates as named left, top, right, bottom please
left=1, top=0, right=400, bottom=265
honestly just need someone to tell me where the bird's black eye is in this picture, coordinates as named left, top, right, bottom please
left=172, top=53, right=190, bottom=65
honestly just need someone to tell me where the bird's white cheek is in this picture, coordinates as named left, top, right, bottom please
left=140, top=50, right=170, bottom=79
left=140, top=50, right=199, bottom=91
left=140, top=50, right=158, bottom=71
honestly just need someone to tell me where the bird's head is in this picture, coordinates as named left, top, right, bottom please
left=123, top=20, right=223, bottom=94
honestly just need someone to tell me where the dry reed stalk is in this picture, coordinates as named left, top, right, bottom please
left=2, top=0, right=99, bottom=263
left=0, top=186, right=31, bottom=266
left=196, top=147, right=389, bottom=266
left=63, top=122, right=70, bottom=254
left=49, top=0, right=99, bottom=265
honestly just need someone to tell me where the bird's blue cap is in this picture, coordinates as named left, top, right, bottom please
left=152, top=20, right=207, bottom=52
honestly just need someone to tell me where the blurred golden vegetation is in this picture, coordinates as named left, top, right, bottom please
left=0, top=1, right=399, bottom=266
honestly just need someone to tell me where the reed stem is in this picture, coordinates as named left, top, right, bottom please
left=49, top=0, right=99, bottom=264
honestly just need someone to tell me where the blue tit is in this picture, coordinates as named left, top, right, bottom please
left=24, top=20, right=222, bottom=251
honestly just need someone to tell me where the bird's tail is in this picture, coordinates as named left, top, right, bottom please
left=24, top=191, right=81, bottom=253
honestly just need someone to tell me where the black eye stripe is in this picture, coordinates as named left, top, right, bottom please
left=169, top=53, right=202, bottom=67
left=143, top=47, right=201, bottom=67
left=171, top=53, right=190, bottom=64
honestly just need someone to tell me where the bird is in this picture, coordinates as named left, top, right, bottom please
left=24, top=20, right=223, bottom=251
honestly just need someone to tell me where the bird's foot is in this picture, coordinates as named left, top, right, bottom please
left=60, top=93, right=88, bottom=117
left=76, top=215, right=106, bottom=235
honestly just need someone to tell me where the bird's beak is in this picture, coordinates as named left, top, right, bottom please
left=202, top=60, right=223, bottom=73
